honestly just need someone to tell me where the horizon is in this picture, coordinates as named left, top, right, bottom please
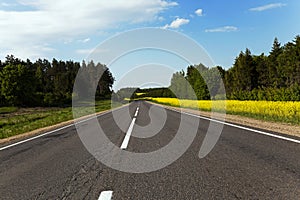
left=1, top=0, right=299, bottom=89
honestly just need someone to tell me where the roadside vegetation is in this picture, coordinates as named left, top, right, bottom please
left=0, top=100, right=114, bottom=139
left=0, top=107, right=18, bottom=114
left=148, top=98, right=300, bottom=125
left=120, top=36, right=300, bottom=102
left=0, top=35, right=299, bottom=139
left=0, top=56, right=114, bottom=107
left=116, top=36, right=300, bottom=126
left=0, top=56, right=117, bottom=139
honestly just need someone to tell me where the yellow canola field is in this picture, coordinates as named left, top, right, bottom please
left=150, top=98, right=300, bottom=124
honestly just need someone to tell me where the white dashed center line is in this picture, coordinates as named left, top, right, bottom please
left=134, top=109, right=139, bottom=117
left=98, top=190, right=113, bottom=200
left=120, top=107, right=139, bottom=149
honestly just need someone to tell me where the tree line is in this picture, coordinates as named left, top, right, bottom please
left=2, top=35, right=299, bottom=106
left=0, top=55, right=114, bottom=107
left=225, top=36, right=300, bottom=100
left=114, top=87, right=174, bottom=101
left=136, top=35, right=300, bottom=101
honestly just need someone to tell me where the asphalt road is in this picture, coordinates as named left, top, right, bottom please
left=0, top=101, right=299, bottom=199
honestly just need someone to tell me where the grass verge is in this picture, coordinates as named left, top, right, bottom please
left=0, top=100, right=118, bottom=139
left=0, top=107, right=18, bottom=114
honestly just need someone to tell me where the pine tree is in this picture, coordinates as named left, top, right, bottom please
left=268, top=37, right=283, bottom=87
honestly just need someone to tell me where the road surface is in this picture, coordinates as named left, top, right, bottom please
left=0, top=101, right=299, bottom=199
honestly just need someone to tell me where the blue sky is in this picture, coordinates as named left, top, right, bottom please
left=0, top=0, right=299, bottom=87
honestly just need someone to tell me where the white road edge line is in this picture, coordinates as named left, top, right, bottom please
left=0, top=105, right=128, bottom=151
left=151, top=102, right=300, bottom=144
left=98, top=190, right=113, bottom=200
left=121, top=107, right=139, bottom=149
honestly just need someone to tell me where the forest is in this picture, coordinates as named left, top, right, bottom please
left=130, top=36, right=300, bottom=101
left=0, top=56, right=114, bottom=107
left=1, top=35, right=299, bottom=107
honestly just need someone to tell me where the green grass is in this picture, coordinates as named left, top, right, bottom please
left=0, top=100, right=119, bottom=139
left=0, top=107, right=18, bottom=114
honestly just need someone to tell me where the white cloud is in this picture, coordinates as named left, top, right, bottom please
left=205, top=26, right=238, bottom=33
left=0, top=0, right=178, bottom=60
left=249, top=3, right=286, bottom=12
left=78, top=38, right=91, bottom=43
left=195, top=8, right=203, bottom=16
left=160, top=1, right=178, bottom=7
left=163, top=18, right=189, bottom=29
left=76, top=48, right=109, bottom=55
